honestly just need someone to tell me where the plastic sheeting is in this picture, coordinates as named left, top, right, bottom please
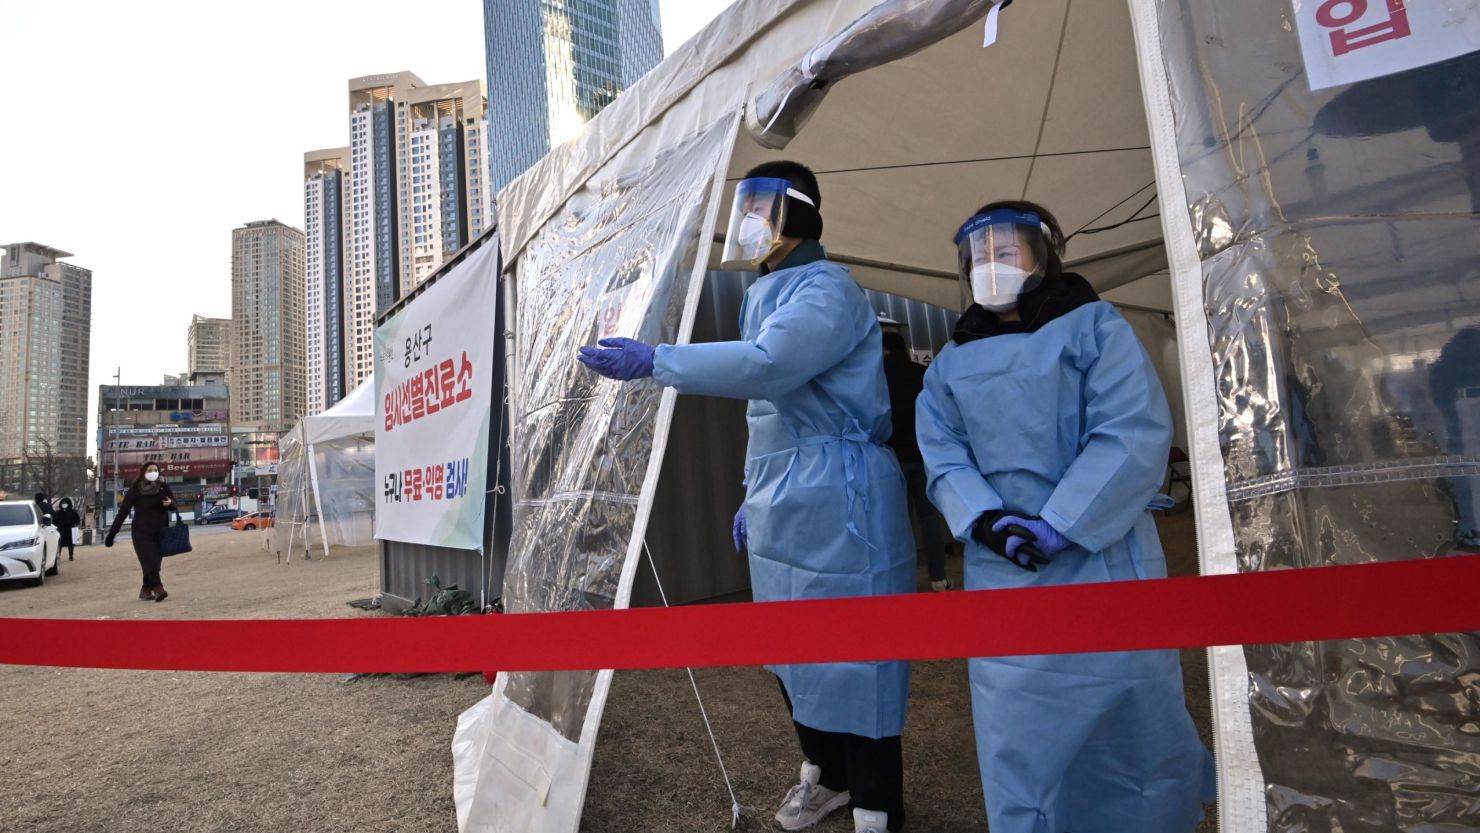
left=274, top=378, right=377, bottom=559
left=274, top=433, right=376, bottom=557
left=746, top=0, right=998, bottom=148
left=453, top=115, right=737, bottom=833
left=1137, top=1, right=1480, bottom=830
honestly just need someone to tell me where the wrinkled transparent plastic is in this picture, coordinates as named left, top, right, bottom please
left=500, top=119, right=733, bottom=741
left=1155, top=1, right=1480, bottom=828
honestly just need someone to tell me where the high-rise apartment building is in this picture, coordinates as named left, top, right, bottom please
left=230, top=220, right=306, bottom=437
left=0, top=243, right=92, bottom=472
left=187, top=314, right=231, bottom=376
left=396, top=80, right=494, bottom=292
left=347, top=71, right=420, bottom=386
left=323, top=73, right=494, bottom=393
left=485, top=0, right=663, bottom=190
left=304, top=148, right=350, bottom=415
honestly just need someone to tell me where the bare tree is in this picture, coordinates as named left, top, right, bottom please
left=23, top=438, right=89, bottom=502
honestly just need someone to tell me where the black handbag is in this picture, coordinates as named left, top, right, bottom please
left=159, top=511, right=193, bottom=557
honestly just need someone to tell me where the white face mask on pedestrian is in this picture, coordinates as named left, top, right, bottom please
left=145, top=471, right=160, bottom=482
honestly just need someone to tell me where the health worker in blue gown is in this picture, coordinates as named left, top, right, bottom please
left=916, top=200, right=1215, bottom=833
left=577, top=162, right=915, bottom=833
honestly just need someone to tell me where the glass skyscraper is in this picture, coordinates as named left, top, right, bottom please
left=485, top=0, right=664, bottom=191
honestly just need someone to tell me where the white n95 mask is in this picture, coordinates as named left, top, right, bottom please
left=971, top=263, right=1034, bottom=312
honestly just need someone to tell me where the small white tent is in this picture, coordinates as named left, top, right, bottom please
left=274, top=377, right=377, bottom=560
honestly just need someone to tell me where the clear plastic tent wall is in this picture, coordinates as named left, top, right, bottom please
left=452, top=116, right=736, bottom=833
left=1131, top=1, right=1480, bottom=830
left=309, top=436, right=375, bottom=546
left=273, top=433, right=375, bottom=557
left=274, top=436, right=312, bottom=556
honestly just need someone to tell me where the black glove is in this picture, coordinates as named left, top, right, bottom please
left=971, top=510, right=1049, bottom=572
left=104, top=532, right=115, bottom=548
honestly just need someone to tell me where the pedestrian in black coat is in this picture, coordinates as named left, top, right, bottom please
left=106, top=463, right=176, bottom=602
left=53, top=497, right=81, bottom=560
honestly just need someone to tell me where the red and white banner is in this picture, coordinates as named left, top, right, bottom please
left=1295, top=0, right=1480, bottom=90
left=374, top=240, right=498, bottom=550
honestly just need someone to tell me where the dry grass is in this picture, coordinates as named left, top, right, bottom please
left=0, top=516, right=1214, bottom=833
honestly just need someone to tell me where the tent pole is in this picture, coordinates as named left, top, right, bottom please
left=307, top=444, right=331, bottom=560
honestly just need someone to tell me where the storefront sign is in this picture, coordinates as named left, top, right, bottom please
left=105, top=424, right=225, bottom=436
left=1295, top=0, right=1480, bottom=90
left=104, top=435, right=228, bottom=451
left=374, top=240, right=497, bottom=550
left=170, top=410, right=228, bottom=422
left=103, top=459, right=233, bottom=478
left=109, top=449, right=229, bottom=466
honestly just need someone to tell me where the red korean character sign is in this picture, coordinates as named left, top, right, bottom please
left=373, top=235, right=498, bottom=550
left=1295, top=0, right=1480, bottom=90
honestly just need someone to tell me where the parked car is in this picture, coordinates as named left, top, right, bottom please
left=196, top=506, right=246, bottom=526
left=231, top=511, right=275, bottom=531
left=0, top=500, right=62, bottom=587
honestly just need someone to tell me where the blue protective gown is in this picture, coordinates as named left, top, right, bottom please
left=652, top=250, right=916, bottom=739
left=916, top=301, right=1214, bottom=833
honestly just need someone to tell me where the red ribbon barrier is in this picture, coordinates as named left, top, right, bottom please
left=3, top=555, right=1479, bottom=674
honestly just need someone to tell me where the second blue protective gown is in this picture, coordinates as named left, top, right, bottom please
left=653, top=248, right=915, bottom=739
left=916, top=300, right=1214, bottom=833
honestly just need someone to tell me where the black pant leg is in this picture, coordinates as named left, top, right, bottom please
left=777, top=676, right=849, bottom=792
left=844, top=733, right=906, bottom=830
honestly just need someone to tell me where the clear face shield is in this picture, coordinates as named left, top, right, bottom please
left=955, top=209, right=1050, bottom=312
left=720, top=177, right=815, bottom=270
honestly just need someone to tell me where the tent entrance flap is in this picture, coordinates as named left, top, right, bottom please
left=453, top=115, right=740, bottom=833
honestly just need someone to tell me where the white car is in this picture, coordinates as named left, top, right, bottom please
left=0, top=500, right=62, bottom=587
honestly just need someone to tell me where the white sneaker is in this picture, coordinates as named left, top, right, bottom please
left=931, top=578, right=953, bottom=591
left=854, top=807, right=889, bottom=833
left=774, top=761, right=850, bottom=831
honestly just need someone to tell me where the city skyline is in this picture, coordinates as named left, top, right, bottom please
left=0, top=0, right=731, bottom=457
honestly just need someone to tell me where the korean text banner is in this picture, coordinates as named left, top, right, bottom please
left=373, top=241, right=498, bottom=550
left=1294, top=0, right=1480, bottom=90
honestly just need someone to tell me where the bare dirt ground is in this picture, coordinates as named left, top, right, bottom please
left=0, top=516, right=1213, bottom=833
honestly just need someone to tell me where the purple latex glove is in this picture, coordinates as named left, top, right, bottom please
left=577, top=338, right=656, bottom=381
left=732, top=505, right=747, bottom=553
left=992, top=515, right=1069, bottom=565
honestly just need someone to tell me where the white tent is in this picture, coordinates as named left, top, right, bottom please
left=466, top=5, right=1187, bottom=832
left=455, top=0, right=1480, bottom=831
left=274, top=376, right=377, bottom=561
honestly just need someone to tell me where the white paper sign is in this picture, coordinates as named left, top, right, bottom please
left=373, top=240, right=498, bottom=550
left=1294, top=0, right=1480, bottom=91
left=983, top=0, right=1005, bottom=47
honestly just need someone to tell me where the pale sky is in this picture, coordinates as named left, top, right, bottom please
left=0, top=0, right=732, bottom=457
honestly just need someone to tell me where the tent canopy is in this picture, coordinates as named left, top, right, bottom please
left=283, top=375, right=376, bottom=449
left=497, top=0, right=1168, bottom=312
